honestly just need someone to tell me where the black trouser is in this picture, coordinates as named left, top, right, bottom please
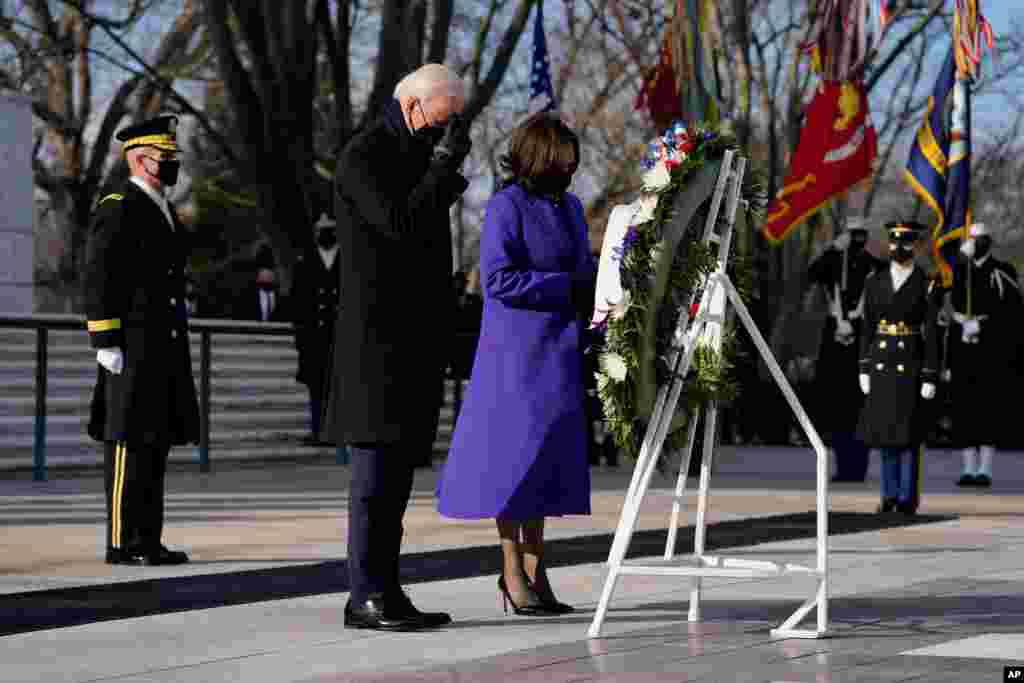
left=103, top=439, right=170, bottom=551
left=347, top=442, right=416, bottom=604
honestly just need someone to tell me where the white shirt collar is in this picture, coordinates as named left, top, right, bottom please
left=890, top=260, right=914, bottom=291
left=974, top=254, right=990, bottom=267
left=129, top=176, right=175, bottom=231
left=318, top=246, right=338, bottom=270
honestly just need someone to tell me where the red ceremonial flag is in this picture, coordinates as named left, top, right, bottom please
left=761, top=81, right=877, bottom=243
left=635, top=31, right=684, bottom=131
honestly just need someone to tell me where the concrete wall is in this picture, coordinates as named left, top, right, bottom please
left=0, top=92, right=35, bottom=313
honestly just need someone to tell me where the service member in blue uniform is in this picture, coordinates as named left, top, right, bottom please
left=856, top=221, right=939, bottom=516
left=83, top=115, right=200, bottom=565
left=808, top=219, right=885, bottom=482
left=945, top=223, right=1023, bottom=487
left=292, top=213, right=341, bottom=444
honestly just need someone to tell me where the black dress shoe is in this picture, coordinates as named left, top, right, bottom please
left=957, top=473, right=977, bottom=487
left=877, top=498, right=897, bottom=514
left=344, top=595, right=433, bottom=631
left=105, top=548, right=146, bottom=565
left=974, top=474, right=992, bottom=488
left=143, top=546, right=189, bottom=566
left=390, top=590, right=452, bottom=628
left=897, top=502, right=918, bottom=516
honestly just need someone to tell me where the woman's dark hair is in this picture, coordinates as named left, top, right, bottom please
left=499, top=113, right=580, bottom=197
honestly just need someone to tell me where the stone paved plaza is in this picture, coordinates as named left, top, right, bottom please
left=2, top=445, right=1024, bottom=682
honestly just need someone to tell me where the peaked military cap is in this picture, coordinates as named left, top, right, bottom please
left=116, top=115, right=180, bottom=154
left=885, top=220, right=926, bottom=241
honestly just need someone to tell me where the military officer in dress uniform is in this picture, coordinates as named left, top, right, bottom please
left=83, top=115, right=200, bottom=565
left=808, top=218, right=885, bottom=482
left=293, top=213, right=341, bottom=444
left=856, top=221, right=939, bottom=516
left=945, top=223, right=1023, bottom=487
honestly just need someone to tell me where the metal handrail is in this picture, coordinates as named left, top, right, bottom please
left=2, top=313, right=477, bottom=481
left=1, top=313, right=310, bottom=480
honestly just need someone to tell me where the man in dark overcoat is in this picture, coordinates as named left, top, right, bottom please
left=324, top=64, right=471, bottom=631
left=856, top=221, right=939, bottom=516
left=945, top=223, right=1023, bottom=487
left=808, top=220, right=885, bottom=482
left=83, top=115, right=199, bottom=565
left=293, top=213, right=341, bottom=444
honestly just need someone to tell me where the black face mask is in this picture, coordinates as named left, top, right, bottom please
left=531, top=172, right=573, bottom=198
left=316, top=228, right=337, bottom=249
left=146, top=157, right=181, bottom=187
left=890, top=244, right=915, bottom=263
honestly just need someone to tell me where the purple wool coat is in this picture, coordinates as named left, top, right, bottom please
left=437, top=184, right=595, bottom=520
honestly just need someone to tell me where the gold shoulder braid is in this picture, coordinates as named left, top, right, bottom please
left=97, top=193, right=124, bottom=208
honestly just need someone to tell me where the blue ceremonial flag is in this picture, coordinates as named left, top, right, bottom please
left=904, top=48, right=967, bottom=287
left=528, top=1, right=557, bottom=114
left=941, top=74, right=972, bottom=285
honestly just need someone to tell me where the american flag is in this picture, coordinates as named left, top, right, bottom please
left=528, top=1, right=557, bottom=115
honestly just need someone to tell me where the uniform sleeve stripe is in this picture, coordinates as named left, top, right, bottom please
left=98, top=193, right=123, bottom=206
left=87, top=319, right=122, bottom=332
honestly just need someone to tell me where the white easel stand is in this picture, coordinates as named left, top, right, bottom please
left=588, top=150, right=831, bottom=640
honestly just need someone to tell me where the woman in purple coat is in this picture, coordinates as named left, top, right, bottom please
left=437, top=114, right=596, bottom=615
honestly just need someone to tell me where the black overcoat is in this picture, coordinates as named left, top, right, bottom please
left=808, top=246, right=884, bottom=440
left=83, top=181, right=200, bottom=445
left=856, top=266, right=939, bottom=448
left=323, top=112, right=468, bottom=445
left=948, top=257, right=1023, bottom=446
left=292, top=247, right=340, bottom=390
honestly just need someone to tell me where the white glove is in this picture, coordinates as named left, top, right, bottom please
left=962, top=318, right=981, bottom=342
left=834, top=318, right=855, bottom=344
left=960, top=238, right=976, bottom=259
left=941, top=368, right=952, bottom=383
left=859, top=373, right=870, bottom=395
left=920, top=382, right=936, bottom=400
left=96, top=348, right=123, bottom=375
left=832, top=232, right=852, bottom=251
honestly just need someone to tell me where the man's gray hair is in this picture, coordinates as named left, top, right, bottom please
left=393, top=63, right=465, bottom=102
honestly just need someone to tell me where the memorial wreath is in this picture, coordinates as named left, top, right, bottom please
left=593, top=121, right=766, bottom=458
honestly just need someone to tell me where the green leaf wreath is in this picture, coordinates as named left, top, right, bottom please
left=593, top=121, right=766, bottom=459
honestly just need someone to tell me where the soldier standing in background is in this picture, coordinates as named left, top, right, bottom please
left=856, top=221, right=939, bottom=516
left=83, top=115, right=199, bottom=565
left=293, top=213, right=341, bottom=445
left=807, top=219, right=885, bottom=482
left=946, top=223, right=1022, bottom=487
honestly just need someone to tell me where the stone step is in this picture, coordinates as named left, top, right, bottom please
left=0, top=410, right=318, bottom=435
left=3, top=345, right=299, bottom=364
left=0, top=360, right=299, bottom=380
left=0, top=375, right=313, bottom=396
left=0, top=432, right=455, bottom=470
left=0, top=393, right=313, bottom=416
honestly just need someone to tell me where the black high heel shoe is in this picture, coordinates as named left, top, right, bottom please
left=531, top=583, right=574, bottom=615
left=498, top=575, right=561, bottom=616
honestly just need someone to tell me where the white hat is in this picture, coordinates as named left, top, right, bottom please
left=968, top=223, right=989, bottom=238
left=315, top=212, right=336, bottom=229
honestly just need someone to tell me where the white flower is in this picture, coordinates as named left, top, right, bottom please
left=641, top=159, right=671, bottom=192
left=649, top=243, right=663, bottom=263
left=634, top=193, right=658, bottom=224
left=600, top=352, right=628, bottom=382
